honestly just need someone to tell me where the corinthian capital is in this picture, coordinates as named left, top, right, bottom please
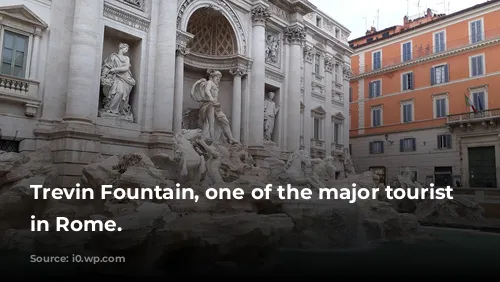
left=229, top=67, right=247, bottom=77
left=284, top=25, right=305, bottom=46
left=251, top=4, right=270, bottom=25
left=176, top=45, right=189, bottom=57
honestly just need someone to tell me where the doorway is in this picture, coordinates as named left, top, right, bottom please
left=468, top=146, right=497, bottom=188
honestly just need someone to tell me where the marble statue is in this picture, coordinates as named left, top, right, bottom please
left=312, top=156, right=337, bottom=185
left=99, top=43, right=135, bottom=122
left=173, top=129, right=206, bottom=184
left=263, top=92, right=279, bottom=142
left=191, top=69, right=239, bottom=144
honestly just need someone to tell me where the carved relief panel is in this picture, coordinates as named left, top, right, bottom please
left=265, top=30, right=281, bottom=67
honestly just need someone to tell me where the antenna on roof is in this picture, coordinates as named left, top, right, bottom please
left=362, top=17, right=367, bottom=31
left=376, top=9, right=380, bottom=29
left=406, top=0, right=410, bottom=16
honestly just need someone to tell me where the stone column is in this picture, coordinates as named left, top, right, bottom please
left=324, top=56, right=334, bottom=157
left=29, top=28, right=42, bottom=80
left=173, top=46, right=188, bottom=133
left=64, top=0, right=102, bottom=123
left=173, top=30, right=193, bottom=134
left=248, top=4, right=270, bottom=148
left=302, top=45, right=314, bottom=153
left=229, top=67, right=245, bottom=141
left=284, top=25, right=305, bottom=152
left=152, top=0, right=177, bottom=137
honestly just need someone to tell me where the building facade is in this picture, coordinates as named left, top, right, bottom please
left=348, top=0, right=500, bottom=191
left=0, top=0, right=351, bottom=185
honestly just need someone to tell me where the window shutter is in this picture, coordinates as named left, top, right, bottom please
left=409, top=73, right=413, bottom=89
left=477, top=21, right=482, bottom=40
left=399, top=139, right=404, bottom=152
left=381, top=141, right=384, bottom=153
left=412, top=138, right=417, bottom=151
left=471, top=22, right=477, bottom=42
left=430, top=67, right=436, bottom=85
left=437, top=135, right=440, bottom=148
left=444, top=64, right=449, bottom=82
left=403, top=74, right=407, bottom=90
left=369, top=82, right=373, bottom=98
left=376, top=81, right=381, bottom=96
left=446, top=135, right=452, bottom=148
left=369, top=142, right=373, bottom=154
left=408, top=105, right=413, bottom=121
left=440, top=32, right=445, bottom=50
left=478, top=56, right=483, bottom=75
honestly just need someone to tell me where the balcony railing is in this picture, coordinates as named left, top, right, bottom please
left=446, top=108, right=500, bottom=124
left=331, top=142, right=344, bottom=151
left=0, top=74, right=41, bottom=116
left=351, top=27, right=500, bottom=76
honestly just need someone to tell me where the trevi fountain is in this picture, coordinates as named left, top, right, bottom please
left=0, top=0, right=495, bottom=277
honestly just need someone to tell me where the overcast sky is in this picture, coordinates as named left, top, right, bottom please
left=308, top=0, right=487, bottom=39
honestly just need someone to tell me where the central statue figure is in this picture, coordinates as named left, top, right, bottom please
left=191, top=69, right=239, bottom=144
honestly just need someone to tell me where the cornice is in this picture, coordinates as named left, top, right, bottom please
left=351, top=37, right=500, bottom=81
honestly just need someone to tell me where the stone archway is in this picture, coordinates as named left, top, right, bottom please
left=177, top=0, right=247, bottom=55
left=186, top=7, right=237, bottom=56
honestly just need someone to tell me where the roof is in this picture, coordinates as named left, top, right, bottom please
left=348, top=0, right=500, bottom=49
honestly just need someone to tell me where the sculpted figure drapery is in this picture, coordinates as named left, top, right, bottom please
left=263, top=92, right=279, bottom=141
left=191, top=69, right=239, bottom=144
left=99, top=43, right=135, bottom=121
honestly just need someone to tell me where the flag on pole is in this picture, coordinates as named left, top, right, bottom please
left=464, top=94, right=477, bottom=113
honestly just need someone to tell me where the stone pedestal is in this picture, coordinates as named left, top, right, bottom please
left=50, top=122, right=102, bottom=187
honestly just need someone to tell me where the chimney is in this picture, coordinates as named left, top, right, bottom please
left=403, top=15, right=409, bottom=26
left=426, top=8, right=432, bottom=17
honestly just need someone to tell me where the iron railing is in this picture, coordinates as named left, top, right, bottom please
left=447, top=108, right=500, bottom=123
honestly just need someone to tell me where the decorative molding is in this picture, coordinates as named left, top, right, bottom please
left=103, top=2, right=150, bottom=32
left=324, top=56, right=334, bottom=73
left=176, top=46, right=189, bottom=57
left=342, top=64, right=352, bottom=79
left=184, top=53, right=252, bottom=72
left=303, top=45, right=314, bottom=63
left=117, top=0, right=145, bottom=11
left=177, top=0, right=248, bottom=54
left=265, top=68, right=285, bottom=82
left=352, top=37, right=500, bottom=80
left=311, top=105, right=326, bottom=118
left=284, top=25, right=305, bottom=46
left=251, top=4, right=271, bottom=25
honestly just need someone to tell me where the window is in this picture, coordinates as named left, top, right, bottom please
left=334, top=64, right=340, bottom=83
left=367, top=38, right=373, bottom=43
left=369, top=141, right=384, bottom=154
left=314, top=53, right=320, bottom=74
left=333, top=123, right=341, bottom=144
left=469, top=54, right=484, bottom=77
left=1, top=30, right=29, bottom=78
left=349, top=144, right=352, bottom=155
left=400, top=138, right=416, bottom=152
left=402, top=72, right=414, bottom=91
left=470, top=19, right=483, bottom=44
left=349, top=87, right=352, bottom=102
left=313, top=117, right=322, bottom=139
left=316, top=16, right=322, bottom=27
left=437, top=134, right=452, bottom=149
left=431, top=64, right=449, bottom=85
left=434, top=31, right=446, bottom=53
left=471, top=91, right=486, bottom=111
left=434, top=95, right=448, bottom=118
left=382, top=31, right=390, bottom=38
left=372, top=50, right=381, bottom=70
left=371, top=106, right=382, bottom=127
left=402, top=41, right=412, bottom=62
left=401, top=101, right=414, bottom=123
left=368, top=80, right=381, bottom=98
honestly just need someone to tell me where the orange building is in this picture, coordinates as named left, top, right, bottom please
left=348, top=0, right=500, bottom=194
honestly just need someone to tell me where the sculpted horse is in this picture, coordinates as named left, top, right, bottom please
left=173, top=129, right=206, bottom=184
left=266, top=149, right=325, bottom=189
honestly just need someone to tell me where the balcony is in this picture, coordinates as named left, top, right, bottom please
left=331, top=142, right=344, bottom=152
left=0, top=74, right=41, bottom=116
left=352, top=27, right=500, bottom=77
left=446, top=108, right=500, bottom=130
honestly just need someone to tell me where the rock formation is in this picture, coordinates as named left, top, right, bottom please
left=0, top=139, right=487, bottom=273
